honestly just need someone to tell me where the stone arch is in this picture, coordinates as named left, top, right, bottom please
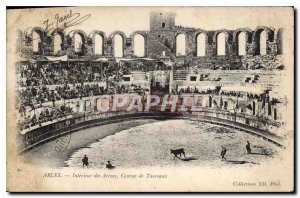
left=68, top=29, right=88, bottom=40
left=213, top=30, right=232, bottom=43
left=30, top=27, right=45, bottom=38
left=30, top=27, right=45, bottom=54
left=254, top=26, right=275, bottom=42
left=108, top=31, right=127, bottom=57
left=213, top=30, right=232, bottom=56
left=130, top=31, right=148, bottom=57
left=233, top=28, right=252, bottom=43
left=68, top=30, right=88, bottom=54
left=89, top=31, right=107, bottom=55
left=233, top=28, right=253, bottom=55
left=51, top=28, right=66, bottom=53
left=193, top=30, right=208, bottom=57
left=175, top=32, right=187, bottom=56
left=253, top=26, right=275, bottom=55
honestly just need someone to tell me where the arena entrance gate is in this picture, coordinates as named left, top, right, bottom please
left=150, top=70, right=170, bottom=94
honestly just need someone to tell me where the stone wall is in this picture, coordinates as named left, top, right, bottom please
left=18, top=12, right=283, bottom=70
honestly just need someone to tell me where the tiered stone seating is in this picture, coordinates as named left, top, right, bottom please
left=172, top=70, right=282, bottom=94
left=173, top=70, right=190, bottom=81
left=130, top=71, right=148, bottom=81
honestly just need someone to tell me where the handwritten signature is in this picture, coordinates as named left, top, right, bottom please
left=24, top=9, right=91, bottom=41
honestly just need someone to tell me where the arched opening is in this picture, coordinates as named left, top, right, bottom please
left=217, top=33, right=226, bottom=56
left=74, top=33, right=85, bottom=53
left=133, top=34, right=145, bottom=57
left=53, top=33, right=63, bottom=53
left=94, top=34, right=104, bottom=55
left=268, top=103, right=272, bottom=116
left=252, top=101, right=256, bottom=115
left=32, top=31, right=42, bottom=54
left=224, top=101, right=228, bottom=110
left=176, top=34, right=186, bottom=56
left=196, top=33, right=206, bottom=57
left=213, top=99, right=218, bottom=108
left=259, top=31, right=267, bottom=55
left=277, top=29, right=283, bottom=54
left=238, top=32, right=246, bottom=56
left=114, top=34, right=123, bottom=57
left=209, top=96, right=212, bottom=108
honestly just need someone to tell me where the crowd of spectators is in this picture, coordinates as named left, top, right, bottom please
left=173, top=62, right=190, bottom=70
left=17, top=61, right=128, bottom=87
left=16, top=60, right=279, bottom=132
left=16, top=60, right=134, bottom=107
left=172, top=86, right=277, bottom=104
left=18, top=76, right=147, bottom=109
left=107, top=81, right=147, bottom=95
left=172, top=86, right=223, bottom=95
left=18, top=82, right=146, bottom=108
left=122, top=61, right=169, bottom=72
left=18, top=81, right=147, bottom=130
left=20, top=106, right=73, bottom=130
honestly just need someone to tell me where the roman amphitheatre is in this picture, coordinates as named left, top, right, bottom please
left=15, top=11, right=288, bottom=168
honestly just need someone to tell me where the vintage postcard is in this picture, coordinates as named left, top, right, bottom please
left=6, top=6, right=294, bottom=192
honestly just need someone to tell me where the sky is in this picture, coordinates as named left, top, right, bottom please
left=7, top=7, right=294, bottom=37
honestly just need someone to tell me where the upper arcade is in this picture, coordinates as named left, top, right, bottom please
left=16, top=12, right=283, bottom=61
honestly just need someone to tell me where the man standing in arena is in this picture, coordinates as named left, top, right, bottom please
left=221, top=146, right=227, bottom=161
left=246, top=141, right=252, bottom=154
left=82, top=155, right=89, bottom=168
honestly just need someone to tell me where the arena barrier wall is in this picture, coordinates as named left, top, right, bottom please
left=18, top=109, right=285, bottom=154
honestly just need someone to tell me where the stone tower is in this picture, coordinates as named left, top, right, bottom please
left=150, top=12, right=176, bottom=31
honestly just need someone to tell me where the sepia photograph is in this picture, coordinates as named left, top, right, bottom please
left=6, top=6, right=295, bottom=192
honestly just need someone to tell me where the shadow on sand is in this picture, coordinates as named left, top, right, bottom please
left=224, top=151, right=274, bottom=165
left=250, top=152, right=273, bottom=157
left=176, top=157, right=198, bottom=161
left=226, top=160, right=257, bottom=165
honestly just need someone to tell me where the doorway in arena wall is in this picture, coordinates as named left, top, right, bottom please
left=150, top=70, right=170, bottom=94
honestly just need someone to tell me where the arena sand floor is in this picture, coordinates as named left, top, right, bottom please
left=64, top=120, right=279, bottom=169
